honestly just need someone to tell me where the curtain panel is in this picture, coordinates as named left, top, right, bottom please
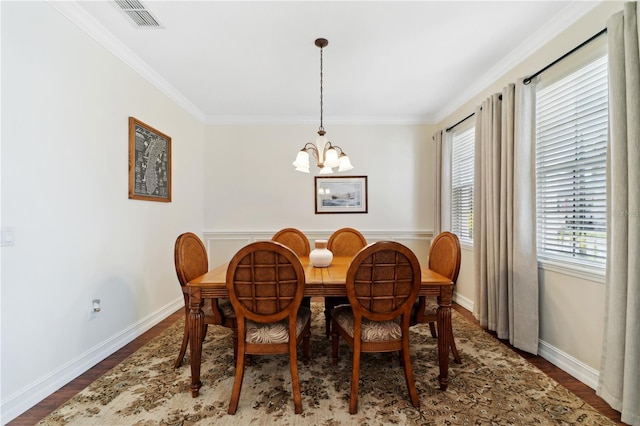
left=597, top=3, right=640, bottom=424
left=433, top=130, right=452, bottom=236
left=473, top=83, right=539, bottom=354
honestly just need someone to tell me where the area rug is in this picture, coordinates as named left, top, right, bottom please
left=38, top=303, right=615, bottom=425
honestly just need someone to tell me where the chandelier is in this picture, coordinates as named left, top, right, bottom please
left=292, top=38, right=353, bottom=174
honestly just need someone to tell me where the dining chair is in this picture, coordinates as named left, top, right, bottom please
left=410, top=231, right=462, bottom=363
left=324, top=227, right=367, bottom=337
left=271, top=227, right=311, bottom=257
left=173, top=232, right=238, bottom=368
left=226, top=241, right=311, bottom=415
left=272, top=227, right=311, bottom=309
left=331, top=241, right=421, bottom=414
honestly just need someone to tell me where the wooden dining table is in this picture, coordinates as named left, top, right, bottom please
left=187, top=255, right=454, bottom=397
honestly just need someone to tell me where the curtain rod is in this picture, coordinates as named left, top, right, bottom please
left=523, top=28, right=607, bottom=85
left=446, top=112, right=475, bottom=133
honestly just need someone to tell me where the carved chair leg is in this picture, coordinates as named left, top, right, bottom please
left=302, top=323, right=311, bottom=365
left=331, top=321, right=340, bottom=366
left=232, top=329, right=238, bottom=362
left=428, top=321, right=437, bottom=338
left=289, top=344, right=303, bottom=414
left=450, top=325, right=462, bottom=364
left=202, top=324, right=208, bottom=343
left=228, top=351, right=246, bottom=415
left=349, top=347, right=361, bottom=414
left=401, top=345, right=420, bottom=408
left=174, top=318, right=190, bottom=368
left=324, top=300, right=333, bottom=338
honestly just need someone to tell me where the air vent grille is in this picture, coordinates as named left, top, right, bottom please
left=114, top=0, right=163, bottom=28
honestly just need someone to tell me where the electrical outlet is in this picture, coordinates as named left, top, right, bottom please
left=1, top=227, right=15, bottom=247
left=88, top=299, right=101, bottom=320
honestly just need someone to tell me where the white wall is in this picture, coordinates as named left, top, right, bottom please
left=203, top=123, right=437, bottom=257
left=439, top=1, right=624, bottom=388
left=1, top=2, right=205, bottom=421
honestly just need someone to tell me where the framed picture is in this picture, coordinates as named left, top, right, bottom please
left=315, top=176, right=368, bottom=214
left=128, top=117, right=171, bottom=202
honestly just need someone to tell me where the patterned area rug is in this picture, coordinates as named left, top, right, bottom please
left=39, top=303, right=614, bottom=425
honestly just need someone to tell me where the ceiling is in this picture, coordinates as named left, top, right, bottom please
left=54, top=1, right=601, bottom=125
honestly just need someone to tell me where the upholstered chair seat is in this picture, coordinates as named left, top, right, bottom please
left=332, top=306, right=402, bottom=341
left=245, top=307, right=311, bottom=344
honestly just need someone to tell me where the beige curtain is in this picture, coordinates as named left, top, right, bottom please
left=433, top=130, right=452, bottom=236
left=473, top=83, right=539, bottom=354
left=597, top=3, right=640, bottom=424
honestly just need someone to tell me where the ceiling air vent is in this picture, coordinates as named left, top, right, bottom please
left=114, top=0, right=163, bottom=29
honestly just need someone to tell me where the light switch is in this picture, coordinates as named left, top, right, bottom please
left=1, top=227, right=16, bottom=247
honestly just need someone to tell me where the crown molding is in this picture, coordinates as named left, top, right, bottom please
left=204, top=115, right=436, bottom=126
left=47, top=1, right=206, bottom=122
left=48, top=1, right=602, bottom=128
left=434, top=0, right=604, bottom=124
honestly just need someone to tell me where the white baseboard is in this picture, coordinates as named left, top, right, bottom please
left=537, top=339, right=600, bottom=390
left=1, top=298, right=183, bottom=425
left=451, top=292, right=599, bottom=391
left=453, top=292, right=474, bottom=312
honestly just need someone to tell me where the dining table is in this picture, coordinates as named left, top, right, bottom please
left=187, top=255, right=454, bottom=397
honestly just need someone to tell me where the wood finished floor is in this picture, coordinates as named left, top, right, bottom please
left=8, top=303, right=626, bottom=425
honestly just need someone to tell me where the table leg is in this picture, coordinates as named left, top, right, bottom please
left=189, top=287, right=204, bottom=397
left=436, top=287, right=453, bottom=391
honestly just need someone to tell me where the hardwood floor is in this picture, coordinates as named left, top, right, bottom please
left=8, top=304, right=625, bottom=425
left=452, top=305, right=625, bottom=425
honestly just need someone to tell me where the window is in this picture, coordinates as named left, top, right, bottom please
left=451, top=126, right=475, bottom=246
left=535, top=40, right=608, bottom=268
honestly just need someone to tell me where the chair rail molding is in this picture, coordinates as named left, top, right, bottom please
left=203, top=229, right=434, bottom=267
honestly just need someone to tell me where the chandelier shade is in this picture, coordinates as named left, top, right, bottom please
left=292, top=38, right=353, bottom=174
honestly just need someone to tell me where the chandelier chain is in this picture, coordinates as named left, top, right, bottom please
left=319, top=44, right=324, bottom=132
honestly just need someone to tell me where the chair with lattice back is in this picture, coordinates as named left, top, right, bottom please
left=271, top=227, right=310, bottom=257
left=226, top=241, right=311, bottom=415
left=174, top=232, right=238, bottom=368
left=272, top=228, right=311, bottom=309
left=331, top=241, right=421, bottom=414
left=410, top=231, right=462, bottom=363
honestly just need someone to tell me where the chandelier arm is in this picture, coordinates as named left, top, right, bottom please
left=301, top=143, right=322, bottom=165
left=301, top=142, right=318, bottom=152
left=324, top=143, right=347, bottom=156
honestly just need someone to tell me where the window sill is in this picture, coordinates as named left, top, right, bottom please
left=537, top=259, right=605, bottom=283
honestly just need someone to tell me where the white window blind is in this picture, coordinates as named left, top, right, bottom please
left=451, top=126, right=475, bottom=245
left=535, top=51, right=608, bottom=268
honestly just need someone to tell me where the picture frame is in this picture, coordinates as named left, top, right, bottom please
left=315, top=176, right=368, bottom=214
left=128, top=117, right=171, bottom=202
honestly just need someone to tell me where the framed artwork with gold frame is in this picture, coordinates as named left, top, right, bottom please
left=128, top=117, right=171, bottom=202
